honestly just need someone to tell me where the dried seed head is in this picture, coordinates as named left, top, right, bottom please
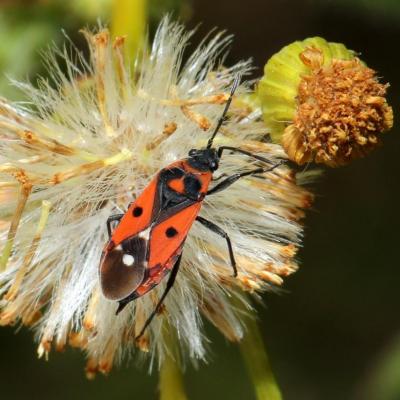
left=0, top=18, right=312, bottom=375
left=285, top=47, right=393, bottom=166
left=258, top=37, right=393, bottom=166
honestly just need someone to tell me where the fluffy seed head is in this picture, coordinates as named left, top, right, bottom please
left=0, top=18, right=312, bottom=375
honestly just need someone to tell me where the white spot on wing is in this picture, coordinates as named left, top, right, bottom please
left=123, top=254, right=135, bottom=266
left=138, top=226, right=151, bottom=240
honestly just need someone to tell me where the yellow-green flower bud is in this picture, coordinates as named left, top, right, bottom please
left=258, top=37, right=393, bottom=166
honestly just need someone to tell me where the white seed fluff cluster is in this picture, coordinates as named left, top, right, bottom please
left=0, top=18, right=312, bottom=376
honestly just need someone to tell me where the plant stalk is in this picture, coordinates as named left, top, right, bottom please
left=240, top=315, right=283, bottom=400
left=159, top=353, right=188, bottom=400
left=111, top=0, right=147, bottom=59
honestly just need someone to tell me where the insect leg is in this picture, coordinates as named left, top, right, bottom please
left=206, top=75, right=241, bottom=149
left=207, top=162, right=283, bottom=195
left=106, top=214, right=124, bottom=238
left=196, top=216, right=237, bottom=277
left=217, top=145, right=279, bottom=166
left=212, top=173, right=228, bottom=181
left=135, top=254, right=182, bottom=340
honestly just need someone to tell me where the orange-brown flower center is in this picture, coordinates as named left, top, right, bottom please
left=283, top=47, right=393, bottom=166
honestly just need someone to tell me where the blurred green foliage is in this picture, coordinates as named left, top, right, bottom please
left=0, top=0, right=187, bottom=100
left=0, top=5, right=59, bottom=99
left=362, top=335, right=400, bottom=400
left=0, top=1, right=100, bottom=99
left=332, top=0, right=400, bottom=18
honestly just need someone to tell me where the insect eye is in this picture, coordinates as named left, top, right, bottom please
left=210, top=160, right=218, bottom=170
left=188, top=149, right=197, bottom=156
left=165, top=227, right=178, bottom=238
left=132, top=206, right=143, bottom=217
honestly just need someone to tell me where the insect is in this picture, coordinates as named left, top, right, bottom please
left=99, top=76, right=282, bottom=339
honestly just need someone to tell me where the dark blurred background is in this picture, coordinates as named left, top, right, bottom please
left=1, top=1, right=399, bottom=399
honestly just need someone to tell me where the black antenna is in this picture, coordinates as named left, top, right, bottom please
left=206, top=75, right=241, bottom=149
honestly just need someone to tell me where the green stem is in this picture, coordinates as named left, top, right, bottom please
left=158, top=326, right=188, bottom=400
left=240, top=315, right=283, bottom=400
left=0, top=183, right=31, bottom=271
left=111, top=0, right=147, bottom=58
left=361, top=334, right=400, bottom=400
left=159, top=353, right=188, bottom=400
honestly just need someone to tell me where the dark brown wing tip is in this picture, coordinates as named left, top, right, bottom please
left=99, top=245, right=146, bottom=301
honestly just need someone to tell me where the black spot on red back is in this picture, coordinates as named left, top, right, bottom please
left=166, top=227, right=178, bottom=237
left=132, top=206, right=143, bottom=217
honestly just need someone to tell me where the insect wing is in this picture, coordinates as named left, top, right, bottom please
left=100, top=236, right=147, bottom=300
left=149, top=202, right=202, bottom=268
left=127, top=202, right=202, bottom=300
left=100, top=178, right=158, bottom=300
left=111, top=177, right=158, bottom=245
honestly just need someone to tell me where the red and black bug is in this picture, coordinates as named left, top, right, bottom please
left=99, top=77, right=281, bottom=338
